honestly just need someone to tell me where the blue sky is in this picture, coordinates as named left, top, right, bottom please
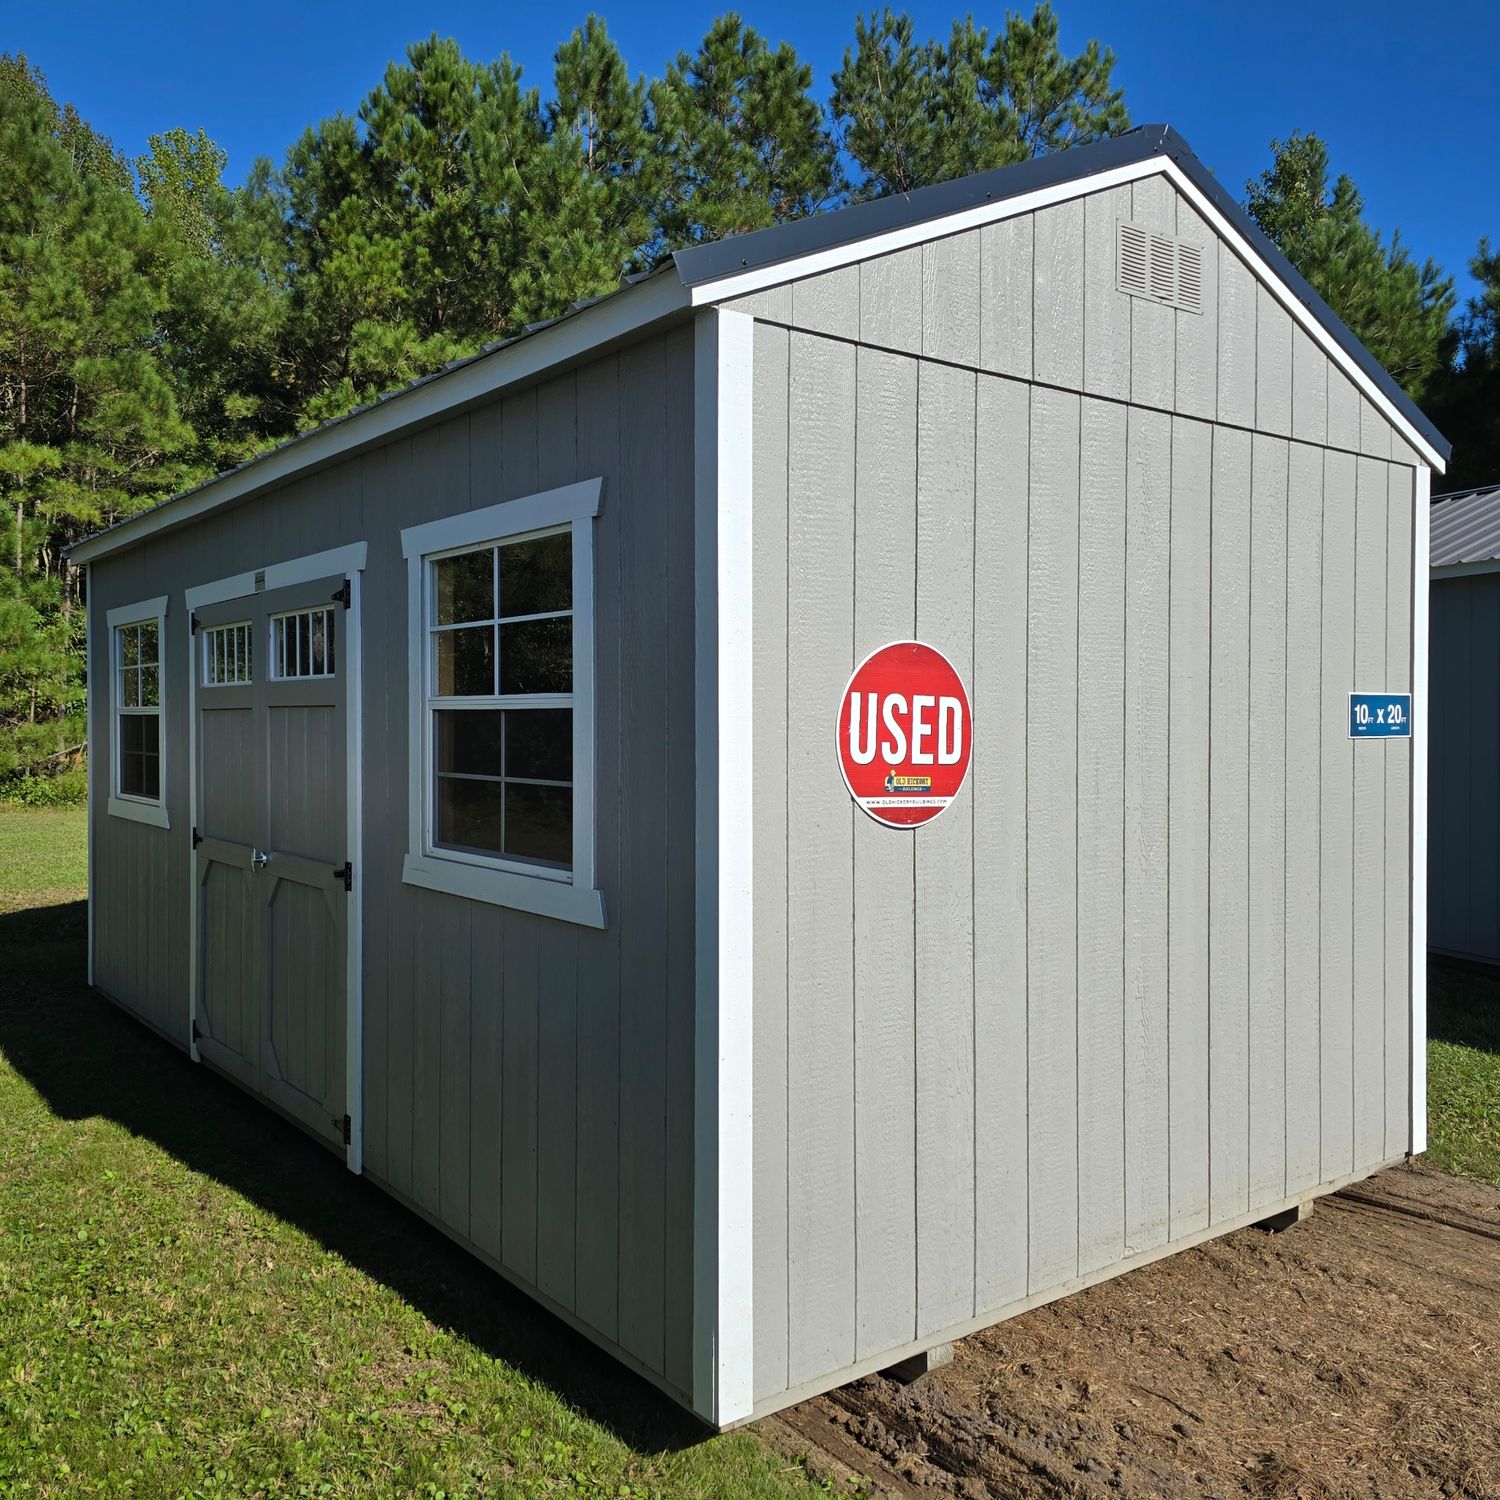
left=10, top=0, right=1497, bottom=301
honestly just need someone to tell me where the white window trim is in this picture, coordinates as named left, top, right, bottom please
left=105, top=595, right=170, bottom=829
left=399, top=478, right=605, bottom=928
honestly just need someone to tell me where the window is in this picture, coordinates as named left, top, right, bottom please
left=400, top=479, right=604, bottom=927
left=203, top=621, right=252, bottom=685
left=271, top=606, right=336, bottom=679
left=106, top=596, right=169, bottom=829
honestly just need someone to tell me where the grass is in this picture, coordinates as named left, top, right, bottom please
left=1426, top=959, right=1500, bottom=1188
left=0, top=808, right=833, bottom=1498
left=0, top=806, right=87, bottom=911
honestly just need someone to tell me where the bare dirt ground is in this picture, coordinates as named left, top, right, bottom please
left=761, top=1164, right=1500, bottom=1499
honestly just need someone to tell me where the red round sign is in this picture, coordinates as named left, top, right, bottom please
left=836, top=641, right=973, bottom=828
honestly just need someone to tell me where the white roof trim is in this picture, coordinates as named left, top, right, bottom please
left=686, top=156, right=1444, bottom=474
left=70, top=271, right=691, bottom=566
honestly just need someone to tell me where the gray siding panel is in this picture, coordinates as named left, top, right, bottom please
left=1128, top=175, right=1177, bottom=412
left=1217, top=253, right=1256, bottom=429
left=972, top=375, right=1031, bottom=1310
left=1248, top=435, right=1289, bottom=1210
left=861, top=247, right=922, bottom=354
left=852, top=346, right=918, bottom=1363
left=1255, top=286, right=1293, bottom=437
left=1173, top=198, right=1219, bottom=422
left=914, top=360, right=977, bottom=1333
left=1284, top=444, right=1325, bottom=1194
left=1076, top=396, right=1127, bottom=1276
left=1123, top=406, right=1172, bottom=1253
left=1167, top=418, right=1212, bottom=1239
left=1208, top=428, right=1252, bottom=1224
left=1026, top=386, right=1081, bottom=1292
left=979, top=216, right=1033, bottom=380
left=1083, top=186, right=1132, bottom=402
left=1033, top=201, right=1085, bottom=390
left=784, top=330, right=858, bottom=1389
left=1320, top=451, right=1358, bottom=1179
left=751, top=323, right=791, bottom=1399
left=89, top=327, right=699, bottom=1406
left=922, top=233, right=980, bottom=367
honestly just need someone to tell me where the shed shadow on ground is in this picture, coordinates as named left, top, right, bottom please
left=1428, top=957, right=1500, bottom=1053
left=0, top=897, right=707, bottom=1457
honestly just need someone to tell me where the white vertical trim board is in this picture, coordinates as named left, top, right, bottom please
left=85, top=565, right=95, bottom=989
left=186, top=593, right=201, bottom=1061
left=1410, top=466, right=1430, bottom=1155
left=345, top=563, right=365, bottom=1173
left=692, top=307, right=756, bottom=1426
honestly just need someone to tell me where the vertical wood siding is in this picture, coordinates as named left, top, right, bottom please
left=88, top=328, right=698, bottom=1401
left=734, top=175, right=1420, bottom=1407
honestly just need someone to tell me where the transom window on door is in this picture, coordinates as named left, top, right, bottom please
left=400, top=479, right=604, bottom=927
left=105, top=595, right=170, bottom=829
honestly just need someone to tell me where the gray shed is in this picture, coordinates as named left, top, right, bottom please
left=1428, top=483, right=1500, bottom=962
left=71, top=124, right=1449, bottom=1427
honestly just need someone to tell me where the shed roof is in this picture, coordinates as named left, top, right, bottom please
left=70, top=124, right=1449, bottom=567
left=1430, top=484, right=1500, bottom=569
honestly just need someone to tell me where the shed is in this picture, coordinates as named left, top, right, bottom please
left=71, top=124, right=1449, bottom=1428
left=1428, top=483, right=1500, bottom=962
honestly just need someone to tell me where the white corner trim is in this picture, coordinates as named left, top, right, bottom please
left=185, top=542, right=368, bottom=610
left=345, top=563, right=365, bottom=1174
left=399, top=476, right=606, bottom=930
left=69, top=273, right=688, bottom=568
left=687, top=156, right=1165, bottom=307
left=692, top=306, right=755, bottom=1426
left=1410, top=465, right=1430, bottom=1155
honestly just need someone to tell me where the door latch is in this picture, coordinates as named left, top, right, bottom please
left=251, top=848, right=269, bottom=872
left=334, top=861, right=352, bottom=892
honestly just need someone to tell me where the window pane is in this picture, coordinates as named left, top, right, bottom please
left=140, top=665, right=160, bottom=707
left=121, top=666, right=139, bottom=708
left=435, top=625, right=495, bottom=696
left=499, top=532, right=570, bottom=618
left=435, top=709, right=503, bottom=777
left=138, top=621, right=158, bottom=665
left=435, top=549, right=494, bottom=625
left=120, top=627, right=139, bottom=667
left=119, top=715, right=159, bottom=799
left=435, top=775, right=503, bottom=854
left=499, top=617, right=571, bottom=695
left=504, top=782, right=571, bottom=866
left=504, top=708, right=572, bottom=781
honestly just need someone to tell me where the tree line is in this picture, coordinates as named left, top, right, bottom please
left=1, top=8, right=1496, bottom=784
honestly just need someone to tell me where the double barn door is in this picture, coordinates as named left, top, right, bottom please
left=193, top=575, right=350, bottom=1150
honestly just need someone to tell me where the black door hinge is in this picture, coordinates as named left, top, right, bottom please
left=331, top=579, right=351, bottom=609
left=190, top=612, right=200, bottom=635
left=192, top=826, right=203, bottom=849
left=339, top=1113, right=352, bottom=1146
left=334, top=860, right=352, bottom=892
left=191, top=1019, right=202, bottom=1043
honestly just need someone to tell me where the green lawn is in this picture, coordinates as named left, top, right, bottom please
left=1426, top=960, right=1500, bottom=1188
left=0, top=808, right=828, bottom=1499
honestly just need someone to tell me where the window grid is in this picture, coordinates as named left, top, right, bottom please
left=115, top=619, right=161, bottom=802
left=270, top=607, right=336, bottom=680
left=203, top=621, right=252, bottom=685
left=424, top=527, right=574, bottom=872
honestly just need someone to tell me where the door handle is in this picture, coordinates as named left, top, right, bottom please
left=251, top=848, right=269, bottom=872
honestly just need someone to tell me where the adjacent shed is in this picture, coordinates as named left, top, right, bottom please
left=71, top=124, right=1448, bottom=1428
left=1429, top=483, right=1500, bottom=962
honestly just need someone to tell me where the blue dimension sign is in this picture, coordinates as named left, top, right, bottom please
left=1349, top=692, right=1412, bottom=739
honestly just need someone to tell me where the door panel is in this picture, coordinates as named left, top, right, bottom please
left=193, top=575, right=350, bottom=1151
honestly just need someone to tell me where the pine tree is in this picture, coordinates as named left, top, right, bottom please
left=1246, top=132, right=1455, bottom=401
left=832, top=4, right=1128, bottom=200
left=650, top=14, right=840, bottom=248
left=1427, top=242, right=1500, bottom=490
left=0, top=55, right=196, bottom=776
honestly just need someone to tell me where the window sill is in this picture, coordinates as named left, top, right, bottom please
left=108, top=795, right=170, bottom=830
left=402, top=853, right=606, bottom=928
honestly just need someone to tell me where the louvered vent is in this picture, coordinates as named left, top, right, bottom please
left=1116, top=221, right=1204, bottom=314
